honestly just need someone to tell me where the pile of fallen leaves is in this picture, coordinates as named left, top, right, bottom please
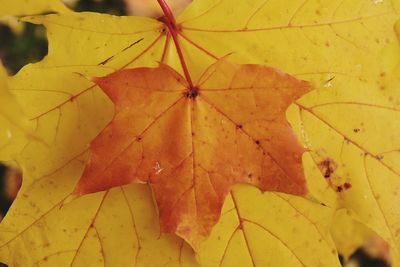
left=0, top=0, right=400, bottom=266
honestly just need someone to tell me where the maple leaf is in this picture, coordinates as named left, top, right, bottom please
left=1, top=0, right=400, bottom=266
left=73, top=58, right=310, bottom=247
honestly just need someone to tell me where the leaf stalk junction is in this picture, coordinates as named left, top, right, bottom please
left=157, top=0, right=198, bottom=98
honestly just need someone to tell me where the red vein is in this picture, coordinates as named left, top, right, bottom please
left=244, top=0, right=270, bottom=29
left=230, top=192, right=256, bottom=267
left=182, top=12, right=392, bottom=32
left=189, top=99, right=198, bottom=218
left=92, top=225, right=106, bottom=267
left=201, top=84, right=310, bottom=91
left=27, top=150, right=88, bottom=190
left=197, top=64, right=219, bottom=87
left=273, top=193, right=333, bottom=251
left=30, top=34, right=164, bottom=121
left=296, top=102, right=400, bottom=177
left=0, top=195, right=70, bottom=248
left=307, top=101, right=400, bottom=112
left=287, top=0, right=307, bottom=26
left=69, top=192, right=108, bottom=266
left=298, top=26, right=320, bottom=47
left=332, top=0, right=346, bottom=21
left=101, top=96, right=185, bottom=174
left=157, top=0, right=193, bottom=88
left=28, top=84, right=89, bottom=121
left=363, top=155, right=399, bottom=254
left=328, top=24, right=362, bottom=49
left=179, top=32, right=219, bottom=60
left=178, top=240, right=184, bottom=267
left=219, top=227, right=240, bottom=267
left=178, top=0, right=224, bottom=25
left=380, top=149, right=400, bottom=155
left=198, top=165, right=220, bottom=199
left=199, top=95, right=295, bottom=182
left=157, top=153, right=194, bottom=214
left=30, top=250, right=76, bottom=267
left=160, top=33, right=171, bottom=63
left=242, top=219, right=306, bottom=267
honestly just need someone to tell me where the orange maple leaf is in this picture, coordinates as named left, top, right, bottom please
left=74, top=58, right=311, bottom=247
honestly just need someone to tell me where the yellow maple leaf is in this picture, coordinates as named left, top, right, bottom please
left=0, top=0, right=400, bottom=266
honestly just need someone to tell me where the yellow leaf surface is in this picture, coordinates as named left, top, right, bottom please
left=0, top=64, right=31, bottom=161
left=198, top=185, right=340, bottom=267
left=0, top=0, right=70, bottom=17
left=0, top=159, right=198, bottom=266
left=24, top=0, right=400, bottom=84
left=22, top=13, right=162, bottom=69
left=289, top=60, right=400, bottom=266
left=1, top=0, right=400, bottom=266
left=178, top=0, right=400, bottom=84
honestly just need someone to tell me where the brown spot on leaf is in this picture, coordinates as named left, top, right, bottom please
left=343, top=182, right=352, bottom=190
left=318, top=158, right=337, bottom=178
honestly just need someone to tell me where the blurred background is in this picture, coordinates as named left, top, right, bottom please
left=0, top=0, right=393, bottom=266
